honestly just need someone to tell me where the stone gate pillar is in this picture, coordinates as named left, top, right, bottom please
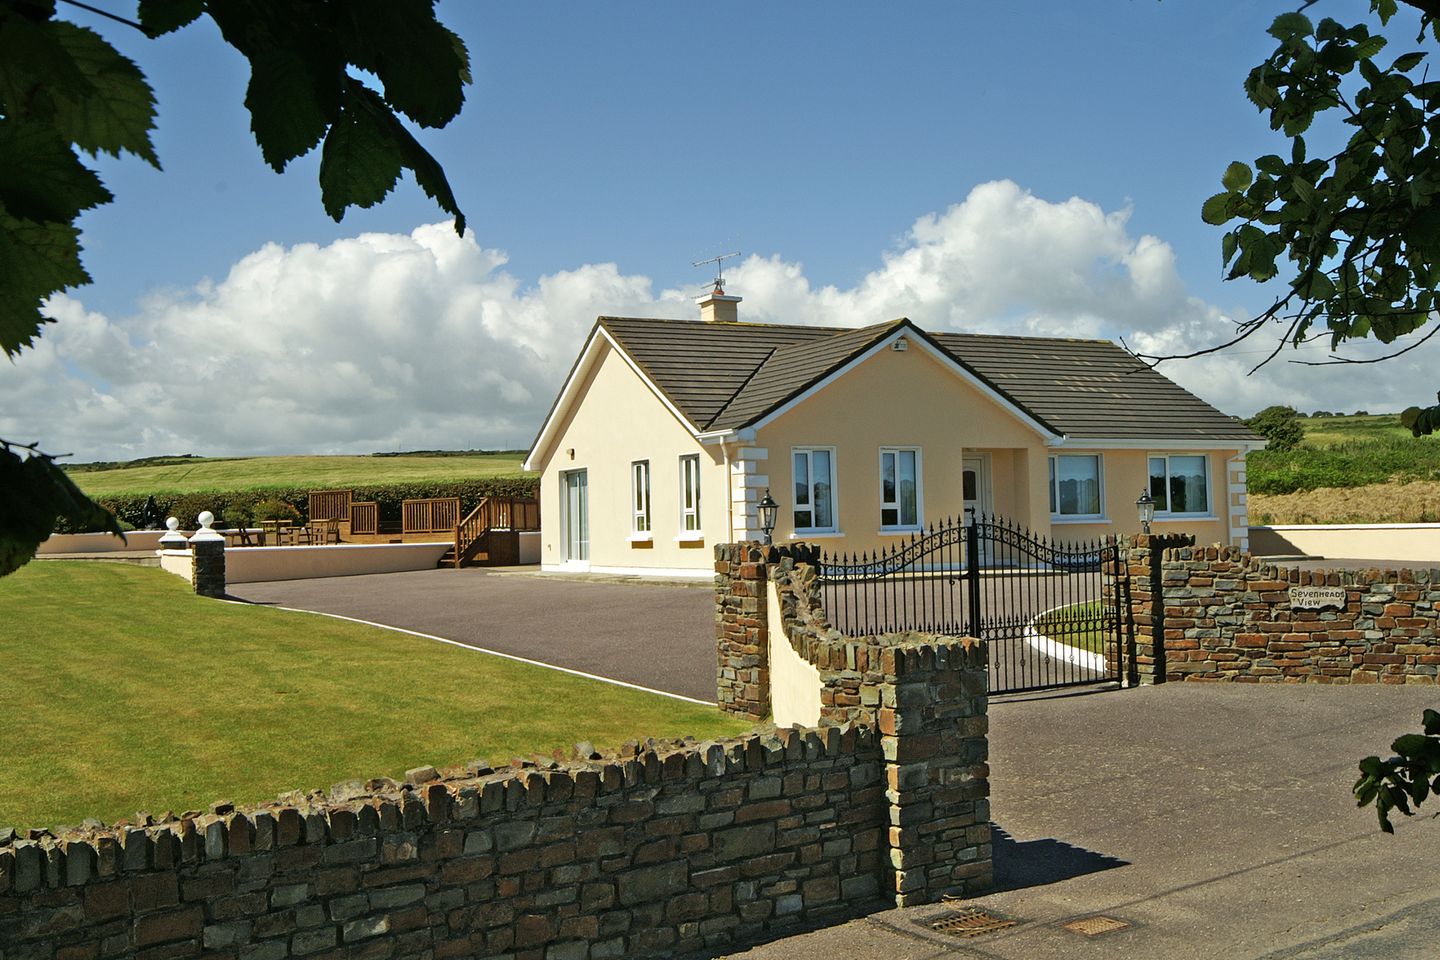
left=1122, top=533, right=1195, bottom=684
left=189, top=511, right=227, bottom=599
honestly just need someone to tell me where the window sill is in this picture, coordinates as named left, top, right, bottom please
left=791, top=530, right=844, bottom=539
left=1154, top=514, right=1217, bottom=522
left=673, top=534, right=704, bottom=544
left=1050, top=515, right=1110, bottom=524
left=878, top=527, right=923, bottom=535
left=627, top=533, right=653, bottom=543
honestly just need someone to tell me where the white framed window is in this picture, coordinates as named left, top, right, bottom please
left=879, top=447, right=922, bottom=530
left=630, top=460, right=651, bottom=535
left=679, top=454, right=701, bottom=533
left=1149, top=454, right=1210, bottom=516
left=792, top=447, right=837, bottom=533
left=1048, top=454, right=1104, bottom=519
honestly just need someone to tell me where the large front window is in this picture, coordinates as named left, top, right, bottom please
left=1048, top=454, right=1103, bottom=518
left=679, top=455, right=701, bottom=532
left=793, top=447, right=836, bottom=532
left=1149, top=454, right=1209, bottom=515
left=880, top=447, right=921, bottom=529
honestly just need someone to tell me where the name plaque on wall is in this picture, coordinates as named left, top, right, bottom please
left=1289, top=586, right=1347, bottom=610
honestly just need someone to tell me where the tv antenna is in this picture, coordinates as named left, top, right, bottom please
left=692, top=251, right=741, bottom=295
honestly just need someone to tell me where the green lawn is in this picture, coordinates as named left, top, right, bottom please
left=0, top=562, right=747, bottom=830
left=67, top=453, right=532, bottom=497
left=1032, top=601, right=1107, bottom=654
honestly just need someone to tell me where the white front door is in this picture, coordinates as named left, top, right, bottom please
left=962, top=455, right=993, bottom=566
left=561, top=469, right=589, bottom=564
left=962, top=454, right=991, bottom=521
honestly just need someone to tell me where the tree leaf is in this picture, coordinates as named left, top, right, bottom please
left=1222, top=161, right=1254, bottom=192
left=0, top=203, right=89, bottom=357
left=137, top=0, right=204, bottom=38
left=0, top=121, right=112, bottom=223
left=1393, top=51, right=1427, bottom=72
left=0, top=444, right=122, bottom=577
left=1201, top=192, right=1235, bottom=225
left=1354, top=34, right=1388, bottom=61
left=335, top=0, right=469, bottom=128
left=0, top=12, right=91, bottom=120
left=1393, top=733, right=1435, bottom=757
left=317, top=81, right=406, bottom=221
left=245, top=48, right=338, bottom=172
left=48, top=21, right=159, bottom=167
left=1269, top=12, right=1314, bottom=41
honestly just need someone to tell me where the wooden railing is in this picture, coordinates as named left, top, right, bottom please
left=450, top=497, right=541, bottom=568
left=402, top=497, right=462, bottom=534
left=308, top=489, right=352, bottom=521
left=349, top=501, right=379, bottom=535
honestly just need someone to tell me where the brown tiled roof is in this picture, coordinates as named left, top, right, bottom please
left=593, top=316, right=1261, bottom=443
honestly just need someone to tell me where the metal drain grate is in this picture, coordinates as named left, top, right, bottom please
left=1062, top=915, right=1131, bottom=937
left=925, top=908, right=1019, bottom=937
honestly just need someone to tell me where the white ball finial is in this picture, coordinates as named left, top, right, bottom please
left=158, top=515, right=187, bottom=549
left=188, top=510, right=225, bottom=543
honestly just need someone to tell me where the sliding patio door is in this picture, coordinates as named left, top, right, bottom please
left=561, top=469, right=589, bottom=563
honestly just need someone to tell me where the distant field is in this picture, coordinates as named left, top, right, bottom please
left=1294, top=413, right=1416, bottom=447
left=1248, top=413, right=1440, bottom=523
left=66, top=453, right=532, bottom=496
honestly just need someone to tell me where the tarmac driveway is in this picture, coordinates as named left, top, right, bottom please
left=727, top=682, right=1440, bottom=959
left=228, top=568, right=716, bottom=701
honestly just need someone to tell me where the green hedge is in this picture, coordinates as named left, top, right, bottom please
left=59, top=477, right=541, bottom=532
left=1248, top=438, right=1440, bottom=494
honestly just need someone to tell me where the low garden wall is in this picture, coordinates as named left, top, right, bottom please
left=222, top=544, right=452, bottom=584
left=1123, top=535, right=1440, bottom=684
left=39, top=532, right=167, bottom=554
left=1249, top=522, right=1440, bottom=563
left=0, top=731, right=886, bottom=960
left=715, top=543, right=992, bottom=904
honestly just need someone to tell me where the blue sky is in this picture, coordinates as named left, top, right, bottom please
left=5, top=1, right=1427, bottom=459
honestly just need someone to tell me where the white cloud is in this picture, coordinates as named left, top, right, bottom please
left=3, top=182, right=1430, bottom=461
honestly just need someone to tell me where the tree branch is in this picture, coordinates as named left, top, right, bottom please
left=56, top=0, right=145, bottom=31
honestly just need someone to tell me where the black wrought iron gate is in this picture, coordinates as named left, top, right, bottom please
left=819, top=516, right=1132, bottom=695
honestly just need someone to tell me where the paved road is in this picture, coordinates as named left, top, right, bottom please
left=228, top=568, right=717, bottom=701
left=723, top=682, right=1440, bottom=959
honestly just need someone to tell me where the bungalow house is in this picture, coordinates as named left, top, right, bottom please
left=523, top=288, right=1265, bottom=577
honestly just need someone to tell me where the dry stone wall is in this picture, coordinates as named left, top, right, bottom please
left=0, top=731, right=887, bottom=960
left=1118, top=535, right=1440, bottom=684
left=714, top=543, right=992, bottom=905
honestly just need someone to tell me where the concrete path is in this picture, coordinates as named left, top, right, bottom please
left=724, top=682, right=1440, bottom=959
left=227, top=568, right=717, bottom=701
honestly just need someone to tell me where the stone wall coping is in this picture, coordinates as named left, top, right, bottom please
left=0, top=721, right=876, bottom=892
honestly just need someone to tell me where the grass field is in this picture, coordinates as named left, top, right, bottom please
left=1246, top=413, right=1440, bottom=523
left=67, top=453, right=532, bottom=497
left=0, top=562, right=747, bottom=830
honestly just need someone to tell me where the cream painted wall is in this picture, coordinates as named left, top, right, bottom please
left=1048, top=448, right=1238, bottom=546
left=1249, top=523, right=1440, bottom=562
left=534, top=341, right=725, bottom=573
left=768, top=580, right=822, bottom=727
left=753, top=345, right=1053, bottom=558
left=750, top=346, right=1247, bottom=554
